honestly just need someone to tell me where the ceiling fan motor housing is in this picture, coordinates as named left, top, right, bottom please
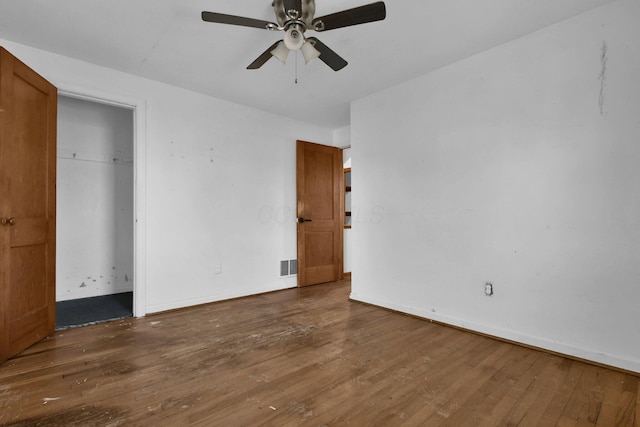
left=273, top=0, right=316, bottom=27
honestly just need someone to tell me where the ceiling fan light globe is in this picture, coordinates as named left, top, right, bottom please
left=284, top=26, right=304, bottom=50
left=301, top=41, right=321, bottom=64
left=270, top=41, right=290, bottom=64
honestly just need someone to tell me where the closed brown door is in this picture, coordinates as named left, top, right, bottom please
left=296, top=140, right=343, bottom=286
left=0, top=48, right=57, bottom=362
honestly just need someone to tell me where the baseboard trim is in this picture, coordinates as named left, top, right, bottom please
left=146, top=282, right=296, bottom=314
left=349, top=292, right=640, bottom=377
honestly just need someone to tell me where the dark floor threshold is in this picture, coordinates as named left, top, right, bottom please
left=56, top=292, right=133, bottom=330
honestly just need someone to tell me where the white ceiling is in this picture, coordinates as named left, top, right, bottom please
left=0, top=0, right=616, bottom=128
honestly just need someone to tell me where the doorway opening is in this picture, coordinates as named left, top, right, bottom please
left=55, top=95, right=134, bottom=329
left=342, top=147, right=351, bottom=279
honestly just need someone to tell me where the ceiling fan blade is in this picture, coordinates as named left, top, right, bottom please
left=283, top=0, right=303, bottom=16
left=312, top=1, right=386, bottom=31
left=247, top=41, right=283, bottom=69
left=202, top=11, right=277, bottom=30
left=307, top=37, right=348, bottom=71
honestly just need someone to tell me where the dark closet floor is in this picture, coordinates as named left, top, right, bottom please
left=56, top=292, right=133, bottom=330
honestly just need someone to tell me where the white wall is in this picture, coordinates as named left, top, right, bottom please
left=0, top=38, right=333, bottom=314
left=333, top=126, right=351, bottom=149
left=56, top=96, right=134, bottom=301
left=350, top=0, right=640, bottom=372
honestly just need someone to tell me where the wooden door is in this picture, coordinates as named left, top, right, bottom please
left=0, top=47, right=57, bottom=362
left=296, top=140, right=343, bottom=286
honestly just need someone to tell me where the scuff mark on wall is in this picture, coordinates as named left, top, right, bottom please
left=598, top=41, right=608, bottom=116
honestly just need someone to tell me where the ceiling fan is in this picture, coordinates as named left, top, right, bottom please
left=201, top=0, right=386, bottom=71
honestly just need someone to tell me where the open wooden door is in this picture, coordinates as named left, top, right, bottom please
left=296, top=140, right=343, bottom=286
left=0, top=48, right=57, bottom=363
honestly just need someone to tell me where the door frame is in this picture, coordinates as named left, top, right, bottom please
left=56, top=82, right=147, bottom=317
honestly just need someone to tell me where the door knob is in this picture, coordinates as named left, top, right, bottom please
left=298, top=217, right=313, bottom=223
left=1, top=217, right=15, bottom=226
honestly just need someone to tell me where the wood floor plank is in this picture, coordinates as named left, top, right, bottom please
left=594, top=371, right=636, bottom=426
left=537, top=359, right=586, bottom=425
left=0, top=279, right=637, bottom=426
left=302, top=325, right=464, bottom=424
left=513, top=355, right=576, bottom=426
left=443, top=345, right=541, bottom=426
left=344, top=328, right=494, bottom=424
left=476, top=349, right=546, bottom=424
left=563, top=366, right=606, bottom=425
left=419, top=342, right=515, bottom=425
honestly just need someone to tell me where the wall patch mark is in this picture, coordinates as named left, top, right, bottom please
left=598, top=41, right=608, bottom=116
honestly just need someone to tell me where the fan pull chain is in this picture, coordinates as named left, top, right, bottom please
left=295, top=51, right=298, bottom=84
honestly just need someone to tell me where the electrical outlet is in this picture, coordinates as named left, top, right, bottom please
left=484, top=282, right=493, bottom=296
left=215, top=264, right=222, bottom=275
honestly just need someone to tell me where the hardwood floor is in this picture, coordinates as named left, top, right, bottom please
left=0, top=280, right=637, bottom=426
